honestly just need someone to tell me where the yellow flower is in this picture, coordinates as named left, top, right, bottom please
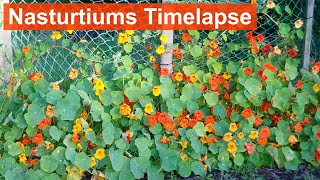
left=223, top=72, right=232, bottom=80
left=313, top=84, right=319, bottom=93
left=91, top=157, right=96, bottom=167
left=249, top=131, right=259, bottom=139
left=288, top=135, right=298, bottom=146
left=205, top=123, right=214, bottom=133
left=126, top=130, right=134, bottom=138
left=294, top=19, right=303, bottom=29
left=76, top=50, right=83, bottom=58
left=51, top=31, right=62, bottom=40
left=75, top=118, right=81, bottom=125
left=200, top=135, right=208, bottom=144
left=144, top=103, right=154, bottom=114
left=85, top=128, right=93, bottom=133
left=73, top=124, right=82, bottom=133
left=180, top=152, right=188, bottom=162
left=80, top=39, right=88, bottom=43
left=119, top=104, right=131, bottom=116
left=51, top=83, right=60, bottom=90
left=266, top=1, right=275, bottom=9
left=127, top=113, right=137, bottom=120
left=180, top=141, right=189, bottom=150
left=278, top=70, right=286, bottom=78
left=7, top=90, right=12, bottom=97
left=237, top=132, right=244, bottom=139
left=156, top=45, right=165, bottom=55
left=16, top=142, right=25, bottom=152
left=93, top=79, right=105, bottom=96
left=67, top=30, right=74, bottom=34
left=273, top=46, right=281, bottom=55
left=94, top=149, right=105, bottom=160
left=160, top=34, right=168, bottom=43
left=229, top=123, right=237, bottom=132
left=125, top=30, right=134, bottom=35
left=149, top=56, right=155, bottom=62
left=69, top=68, right=78, bottom=80
left=175, top=72, right=184, bottom=82
left=227, top=141, right=237, bottom=153
left=19, top=153, right=27, bottom=163
left=209, top=41, right=218, bottom=49
left=223, top=133, right=233, bottom=142
left=77, top=143, right=83, bottom=151
left=118, top=33, right=129, bottom=44
left=190, top=74, right=198, bottom=83
left=152, top=86, right=161, bottom=96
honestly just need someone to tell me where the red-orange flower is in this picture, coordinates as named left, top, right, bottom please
left=180, top=118, right=189, bottom=128
left=241, top=108, right=253, bottom=119
left=159, top=68, right=169, bottom=76
left=315, top=150, right=320, bottom=160
left=254, top=115, right=263, bottom=127
left=32, top=133, right=43, bottom=145
left=72, top=133, right=80, bottom=143
left=257, top=34, right=264, bottom=42
left=257, top=137, right=268, bottom=146
left=270, top=114, right=281, bottom=124
left=22, top=136, right=31, bottom=145
left=259, top=127, right=270, bottom=139
left=264, top=62, right=277, bottom=73
left=224, top=92, right=230, bottom=100
left=148, top=115, right=158, bottom=126
left=316, top=129, right=320, bottom=138
left=296, top=80, right=302, bottom=89
left=182, top=33, right=192, bottom=43
left=163, top=119, right=175, bottom=131
left=205, top=116, right=215, bottom=124
left=37, top=118, right=52, bottom=131
left=193, top=110, right=204, bottom=121
left=158, top=112, right=168, bottom=125
left=246, top=31, right=253, bottom=39
left=260, top=102, right=272, bottom=113
left=244, top=67, right=253, bottom=76
left=189, top=118, right=197, bottom=128
left=249, top=38, right=257, bottom=46
left=207, top=136, right=217, bottom=145
left=159, top=135, right=170, bottom=144
left=251, top=46, right=259, bottom=54
left=262, top=44, right=272, bottom=54
left=22, top=46, right=30, bottom=53
left=172, top=129, right=179, bottom=137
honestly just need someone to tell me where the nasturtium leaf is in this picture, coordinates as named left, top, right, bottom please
left=297, top=30, right=304, bottom=39
left=142, top=68, right=154, bottom=78
left=234, top=154, right=244, bottom=166
left=125, top=86, right=141, bottom=102
left=178, top=161, right=192, bottom=177
left=214, top=120, right=229, bottom=136
left=21, top=80, right=34, bottom=95
left=214, top=104, right=226, bottom=119
left=7, top=142, right=22, bottom=156
left=49, top=126, right=62, bottom=141
left=115, top=139, right=127, bottom=150
left=166, top=98, right=184, bottom=115
left=160, top=150, right=179, bottom=171
left=149, top=123, right=163, bottom=134
left=180, top=83, right=202, bottom=102
left=109, top=148, right=125, bottom=171
left=34, top=79, right=50, bottom=94
left=74, top=152, right=91, bottom=170
left=193, top=122, right=206, bottom=137
left=77, top=90, right=91, bottom=106
left=40, top=155, right=59, bottom=173
left=135, top=137, right=151, bottom=152
left=46, top=90, right=64, bottom=105
left=110, top=91, right=124, bottom=105
left=213, top=61, right=223, bottom=74
left=204, top=92, right=219, bottom=106
left=279, top=23, right=291, bottom=35
left=102, top=120, right=114, bottom=145
left=55, top=92, right=81, bottom=120
left=191, top=161, right=205, bottom=176
left=190, top=45, right=202, bottom=58
left=65, top=147, right=77, bottom=163
left=208, top=31, right=219, bottom=39
left=90, top=101, right=104, bottom=121
left=285, top=62, right=298, bottom=80
left=42, top=173, right=60, bottom=180
left=186, top=101, right=199, bottom=114
left=62, top=39, right=70, bottom=47
left=226, top=61, right=239, bottom=74
left=99, top=90, right=112, bottom=106
left=186, top=129, right=198, bottom=142
left=141, top=81, right=152, bottom=95
left=24, top=104, right=45, bottom=127
left=296, top=92, right=309, bottom=106
left=285, top=5, right=292, bottom=15
left=244, top=78, right=262, bottom=95
left=147, top=165, right=165, bottom=180
left=182, top=65, right=197, bottom=76
left=272, top=88, right=291, bottom=111
left=124, top=43, right=133, bottom=53
left=316, top=108, right=320, bottom=122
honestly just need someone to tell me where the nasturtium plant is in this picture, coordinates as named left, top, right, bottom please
left=0, top=1, right=320, bottom=179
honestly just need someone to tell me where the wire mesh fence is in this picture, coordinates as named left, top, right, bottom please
left=9, top=0, right=312, bottom=82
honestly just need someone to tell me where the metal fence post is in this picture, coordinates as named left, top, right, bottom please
left=161, top=0, right=174, bottom=76
left=303, top=0, right=315, bottom=69
left=0, top=0, right=13, bottom=85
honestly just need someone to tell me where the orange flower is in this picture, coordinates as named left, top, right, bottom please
left=182, top=33, right=192, bottom=43
left=254, top=115, right=263, bottom=127
left=259, top=127, right=270, bottom=139
left=205, top=123, right=214, bottom=133
left=241, top=108, right=253, bottom=119
left=29, top=72, right=42, bottom=82
left=158, top=112, right=168, bottom=124
left=246, top=31, right=253, bottom=39
left=22, top=46, right=30, bottom=53
left=22, top=136, right=31, bottom=145
left=32, top=133, right=43, bottom=145
left=200, top=135, right=208, bottom=144
left=172, top=129, right=179, bottom=137
left=159, top=68, right=169, bottom=76
left=148, top=115, right=158, bottom=126
left=163, top=119, right=175, bottom=131
left=188, top=118, right=197, bottom=128
left=264, top=62, right=277, bottom=73
left=207, top=136, right=217, bottom=145
left=251, top=46, right=259, bottom=54
left=193, top=110, right=203, bottom=121
left=159, top=135, right=170, bottom=144
left=249, top=38, right=257, bottom=46
left=315, top=150, right=320, bottom=160
left=179, top=118, right=189, bottom=128
left=294, top=123, right=303, bottom=133
left=205, top=116, right=215, bottom=124
left=37, top=118, right=52, bottom=131
left=72, top=133, right=80, bottom=143
left=69, top=68, right=78, bottom=80
left=257, top=34, right=264, bottom=42
left=244, top=67, right=253, bottom=76
left=296, top=80, right=302, bottom=89
left=46, top=105, right=55, bottom=118
left=257, top=137, right=268, bottom=146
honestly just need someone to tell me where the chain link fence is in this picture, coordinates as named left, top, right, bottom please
left=9, top=0, right=311, bottom=82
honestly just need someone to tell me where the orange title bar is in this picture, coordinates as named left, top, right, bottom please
left=4, top=3, right=257, bottom=30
